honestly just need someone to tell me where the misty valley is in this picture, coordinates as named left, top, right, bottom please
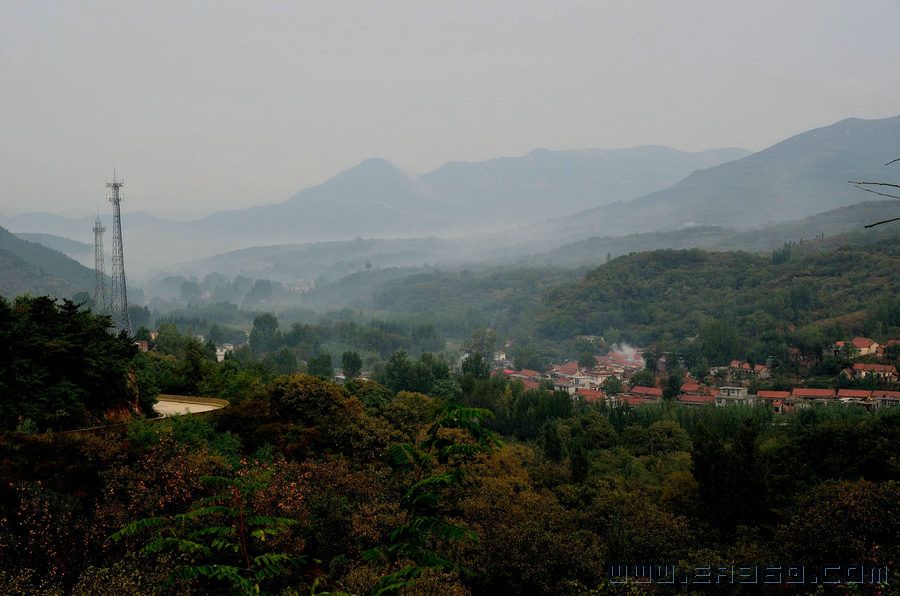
left=2, top=3, right=900, bottom=593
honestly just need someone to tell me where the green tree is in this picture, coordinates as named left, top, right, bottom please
left=155, top=322, right=188, bottom=357
left=464, top=328, right=497, bottom=359
left=630, top=369, right=655, bottom=387
left=383, top=351, right=412, bottom=392
left=177, top=339, right=215, bottom=395
left=0, top=296, right=142, bottom=430
left=111, top=471, right=305, bottom=594
left=577, top=352, right=596, bottom=370
left=341, top=351, right=363, bottom=379
left=568, top=426, right=589, bottom=483
left=249, top=313, right=281, bottom=355
left=306, top=353, right=333, bottom=379
left=461, top=352, right=491, bottom=380
left=663, top=370, right=683, bottom=401
left=263, top=348, right=298, bottom=376
left=699, top=319, right=741, bottom=365
left=601, top=376, right=623, bottom=395
left=364, top=405, right=500, bottom=593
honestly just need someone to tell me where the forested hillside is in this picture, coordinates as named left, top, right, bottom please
left=534, top=239, right=900, bottom=366
left=0, top=225, right=95, bottom=297
left=3, top=323, right=900, bottom=593
left=0, top=296, right=148, bottom=431
left=528, top=200, right=899, bottom=267
left=371, top=267, right=582, bottom=335
left=16, top=232, right=93, bottom=262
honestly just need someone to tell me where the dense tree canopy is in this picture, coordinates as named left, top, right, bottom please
left=0, top=296, right=147, bottom=431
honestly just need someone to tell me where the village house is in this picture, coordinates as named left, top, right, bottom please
left=835, top=388, right=877, bottom=410
left=614, top=395, right=655, bottom=407
left=873, top=390, right=900, bottom=408
left=791, top=387, right=836, bottom=403
left=850, top=362, right=899, bottom=382
left=677, top=394, right=716, bottom=407
left=834, top=337, right=881, bottom=357
left=716, top=386, right=755, bottom=406
left=574, top=387, right=605, bottom=403
left=501, top=368, right=546, bottom=391
left=553, top=378, right=576, bottom=395
left=629, top=385, right=663, bottom=400
left=756, top=390, right=790, bottom=401
left=551, top=361, right=580, bottom=377
left=597, top=350, right=644, bottom=371
left=506, top=368, right=543, bottom=381
left=680, top=382, right=703, bottom=395
left=726, top=360, right=771, bottom=380
left=755, top=390, right=791, bottom=414
left=215, top=343, right=235, bottom=362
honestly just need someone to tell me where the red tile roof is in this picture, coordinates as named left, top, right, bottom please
left=607, top=351, right=644, bottom=367
left=678, top=394, right=716, bottom=405
left=837, top=389, right=873, bottom=399
left=757, top=390, right=790, bottom=400
left=575, top=388, right=605, bottom=402
left=754, top=364, right=768, bottom=373
left=791, top=388, right=836, bottom=398
left=873, top=390, right=900, bottom=399
left=519, top=369, right=543, bottom=378
left=617, top=395, right=654, bottom=406
left=852, top=337, right=877, bottom=349
left=521, top=379, right=541, bottom=390
left=852, top=363, right=897, bottom=374
left=553, top=361, right=580, bottom=376
left=631, top=386, right=663, bottom=397
left=680, top=382, right=702, bottom=393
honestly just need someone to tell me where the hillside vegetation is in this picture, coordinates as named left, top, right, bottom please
left=528, top=200, right=899, bottom=267
left=534, top=239, right=900, bottom=366
left=0, top=226, right=95, bottom=298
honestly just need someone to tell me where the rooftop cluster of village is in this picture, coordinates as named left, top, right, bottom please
left=497, top=337, right=900, bottom=413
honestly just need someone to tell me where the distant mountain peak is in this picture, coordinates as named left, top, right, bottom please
left=329, top=157, right=406, bottom=180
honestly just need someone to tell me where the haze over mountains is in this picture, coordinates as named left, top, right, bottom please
left=490, top=115, right=900, bottom=249
left=1, top=114, right=898, bottom=289
left=1, top=145, right=749, bottom=274
left=191, top=145, right=750, bottom=241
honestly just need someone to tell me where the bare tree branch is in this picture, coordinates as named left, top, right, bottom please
left=848, top=180, right=900, bottom=190
left=850, top=183, right=900, bottom=201
left=853, top=160, right=900, bottom=227
left=865, top=215, right=900, bottom=229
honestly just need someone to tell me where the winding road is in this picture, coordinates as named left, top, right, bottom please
left=153, top=395, right=228, bottom=417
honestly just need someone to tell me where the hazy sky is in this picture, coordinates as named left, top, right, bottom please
left=2, top=0, right=899, bottom=218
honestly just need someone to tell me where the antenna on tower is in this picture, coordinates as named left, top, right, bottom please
left=106, top=170, right=131, bottom=335
left=93, top=209, right=108, bottom=316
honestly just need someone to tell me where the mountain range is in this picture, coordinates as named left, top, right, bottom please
left=496, top=115, right=900, bottom=249
left=2, top=114, right=898, bottom=284
left=166, top=199, right=899, bottom=285
left=189, top=145, right=750, bottom=242
left=1, top=145, right=749, bottom=274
